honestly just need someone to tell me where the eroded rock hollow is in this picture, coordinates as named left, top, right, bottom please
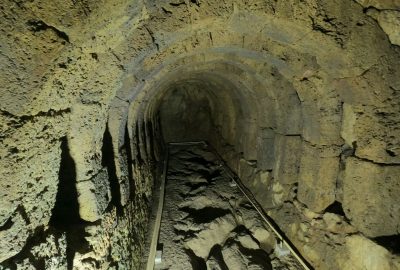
left=1, top=0, right=400, bottom=269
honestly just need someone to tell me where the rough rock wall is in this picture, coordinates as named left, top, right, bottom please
left=1, top=0, right=400, bottom=269
left=1, top=0, right=155, bottom=269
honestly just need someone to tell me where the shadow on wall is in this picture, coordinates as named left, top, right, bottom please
left=101, top=126, right=124, bottom=215
left=49, top=137, right=89, bottom=270
left=50, top=137, right=80, bottom=228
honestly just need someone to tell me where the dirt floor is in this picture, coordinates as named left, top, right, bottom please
left=155, top=144, right=303, bottom=270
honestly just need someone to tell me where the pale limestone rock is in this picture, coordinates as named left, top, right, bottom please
left=236, top=234, right=260, bottom=250
left=301, top=245, right=322, bottom=268
left=238, top=204, right=276, bottom=252
left=185, top=214, right=236, bottom=259
left=222, top=241, right=272, bottom=270
left=221, top=243, right=250, bottom=270
left=293, top=200, right=322, bottom=220
left=1, top=0, right=400, bottom=269
left=341, top=103, right=357, bottom=146
left=69, top=103, right=107, bottom=182
left=77, top=181, right=100, bottom=222
left=338, top=235, right=400, bottom=270
left=377, top=11, right=400, bottom=46
left=343, top=158, right=400, bottom=237
left=322, top=213, right=357, bottom=234
left=251, top=227, right=276, bottom=253
left=206, top=257, right=224, bottom=270
left=272, top=182, right=285, bottom=206
left=0, top=203, right=16, bottom=229
left=178, top=194, right=225, bottom=210
left=348, top=105, right=400, bottom=164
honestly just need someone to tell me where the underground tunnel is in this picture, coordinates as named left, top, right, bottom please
left=1, top=0, right=400, bottom=269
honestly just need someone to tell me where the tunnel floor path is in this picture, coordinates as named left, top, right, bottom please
left=156, top=144, right=302, bottom=270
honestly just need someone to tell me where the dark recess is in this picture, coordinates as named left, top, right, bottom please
left=185, top=249, right=206, bottom=270
left=325, top=201, right=347, bottom=217
left=135, top=123, right=144, bottom=165
left=179, top=206, right=230, bottom=224
left=90, top=52, right=98, bottom=61
left=373, top=235, right=400, bottom=254
left=230, top=238, right=272, bottom=269
left=208, top=244, right=229, bottom=270
left=146, top=120, right=156, bottom=162
left=386, top=149, right=396, bottom=157
left=50, top=137, right=81, bottom=228
left=102, top=126, right=124, bottom=215
left=49, top=137, right=89, bottom=270
left=26, top=20, right=70, bottom=43
left=124, top=125, right=135, bottom=200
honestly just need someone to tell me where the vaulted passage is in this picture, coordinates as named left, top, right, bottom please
left=1, top=0, right=400, bottom=269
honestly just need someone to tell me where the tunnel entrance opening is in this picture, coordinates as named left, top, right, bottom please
left=150, top=74, right=256, bottom=161
left=158, top=85, right=214, bottom=144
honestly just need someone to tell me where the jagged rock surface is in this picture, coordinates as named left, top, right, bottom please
left=156, top=145, right=302, bottom=270
left=1, top=0, right=400, bottom=269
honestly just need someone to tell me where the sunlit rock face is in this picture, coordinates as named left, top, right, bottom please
left=1, top=0, right=400, bottom=269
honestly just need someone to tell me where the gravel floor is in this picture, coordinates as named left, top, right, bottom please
left=156, top=144, right=303, bottom=270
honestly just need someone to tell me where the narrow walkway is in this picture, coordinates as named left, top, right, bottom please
left=156, top=145, right=302, bottom=270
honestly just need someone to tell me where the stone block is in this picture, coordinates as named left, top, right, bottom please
left=342, top=104, right=400, bottom=164
left=343, top=158, right=400, bottom=237
left=301, top=98, right=343, bottom=146
left=297, top=143, right=339, bottom=213
left=256, top=129, right=275, bottom=170
left=273, top=135, right=302, bottom=184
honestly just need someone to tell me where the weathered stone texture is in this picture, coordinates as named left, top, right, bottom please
left=1, top=0, right=400, bottom=269
left=76, top=168, right=111, bottom=222
left=343, top=158, right=400, bottom=237
left=272, top=135, right=302, bottom=185
left=298, top=143, right=340, bottom=213
left=337, top=235, right=400, bottom=270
